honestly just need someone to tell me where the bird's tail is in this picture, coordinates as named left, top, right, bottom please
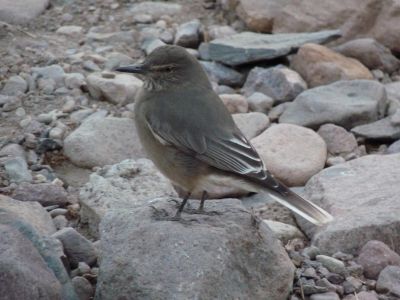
left=249, top=177, right=333, bottom=225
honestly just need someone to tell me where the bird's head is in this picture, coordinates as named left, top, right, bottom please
left=115, top=45, right=210, bottom=91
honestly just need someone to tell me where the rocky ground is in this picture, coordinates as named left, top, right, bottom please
left=1, top=0, right=400, bottom=299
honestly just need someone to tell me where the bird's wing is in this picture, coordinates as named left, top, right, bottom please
left=145, top=112, right=270, bottom=183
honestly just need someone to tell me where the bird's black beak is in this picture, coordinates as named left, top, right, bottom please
left=114, top=64, right=147, bottom=74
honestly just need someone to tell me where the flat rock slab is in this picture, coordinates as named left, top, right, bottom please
left=209, top=30, right=340, bottom=66
left=280, top=80, right=387, bottom=130
left=79, top=159, right=177, bottom=238
left=298, top=154, right=400, bottom=255
left=0, top=0, right=49, bottom=25
left=351, top=117, right=400, bottom=141
left=96, top=198, right=294, bottom=300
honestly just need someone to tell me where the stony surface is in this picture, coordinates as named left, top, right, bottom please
left=334, top=38, right=400, bottom=74
left=263, top=220, right=305, bottom=243
left=79, top=159, right=177, bottom=238
left=96, top=198, right=294, bottom=300
left=357, top=240, right=400, bottom=279
left=209, top=30, right=341, bottom=66
left=280, top=80, right=387, bottom=130
left=291, top=44, right=373, bottom=88
left=200, top=61, right=244, bottom=86
left=219, top=93, right=249, bottom=113
left=233, top=112, right=270, bottom=139
left=242, top=65, right=307, bottom=103
left=299, top=154, right=400, bottom=255
left=252, top=124, right=327, bottom=186
left=64, top=117, right=145, bottom=168
left=0, top=224, right=63, bottom=300
left=376, top=266, right=400, bottom=297
left=247, top=92, right=274, bottom=113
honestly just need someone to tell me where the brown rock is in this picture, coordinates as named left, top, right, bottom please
left=317, top=124, right=358, bottom=156
left=357, top=240, right=400, bottom=279
left=219, top=94, right=248, bottom=113
left=251, top=124, right=327, bottom=186
left=233, top=112, right=270, bottom=140
left=291, top=44, right=373, bottom=88
left=12, top=183, right=69, bottom=207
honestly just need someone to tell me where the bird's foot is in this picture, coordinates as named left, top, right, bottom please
left=150, top=206, right=194, bottom=225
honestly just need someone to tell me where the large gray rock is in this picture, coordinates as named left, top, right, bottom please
left=385, top=82, right=400, bottom=115
left=334, top=38, right=400, bottom=74
left=1, top=75, right=28, bottom=95
left=0, top=195, right=56, bottom=236
left=79, top=159, right=177, bottom=238
left=209, top=30, right=341, bottom=66
left=242, top=65, right=307, bottom=103
left=200, top=61, right=244, bottom=86
left=252, top=124, right=327, bottom=186
left=0, top=224, right=62, bottom=300
left=317, top=124, right=358, bottom=157
left=174, top=19, right=201, bottom=48
left=351, top=117, right=400, bottom=141
left=96, top=198, right=295, bottom=300
left=299, top=154, right=400, bottom=255
left=0, top=0, right=49, bottom=24
left=64, top=117, right=145, bottom=168
left=280, top=80, right=387, bottom=130
left=376, top=266, right=400, bottom=297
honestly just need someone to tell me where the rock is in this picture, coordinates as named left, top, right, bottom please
left=280, top=80, right=387, bottom=130
left=343, top=291, right=379, bottom=300
left=104, top=52, right=134, bottom=71
left=387, top=140, right=400, bottom=154
left=32, top=65, right=65, bottom=87
left=52, top=227, right=97, bottom=268
left=0, top=0, right=49, bottom=24
left=0, top=224, right=63, bottom=300
left=385, top=82, right=400, bottom=115
left=56, top=26, right=83, bottom=36
left=86, top=72, right=142, bottom=105
left=96, top=198, right=294, bottom=300
left=0, top=195, right=56, bottom=236
left=129, top=2, right=182, bottom=19
left=263, top=220, right=305, bottom=243
left=236, top=0, right=279, bottom=32
left=64, top=117, right=145, bottom=168
left=209, top=30, right=341, bottom=66
left=64, top=73, right=85, bottom=89
left=343, top=276, right=363, bottom=294
left=79, top=159, right=177, bottom=238
left=141, top=38, right=166, bottom=55
left=259, top=0, right=400, bottom=53
left=0, top=95, right=21, bottom=111
left=72, top=276, right=94, bottom=300
left=3, top=157, right=32, bottom=183
left=198, top=42, right=211, bottom=60
left=200, top=61, right=244, bottom=86
left=1, top=75, right=28, bottom=95
left=12, top=183, right=69, bottom=207
left=233, top=112, right=270, bottom=139
left=310, top=292, right=340, bottom=300
left=53, top=215, right=68, bottom=230
left=207, top=25, right=237, bottom=40
left=298, top=154, right=400, bottom=255
left=174, top=19, right=201, bottom=48
left=219, top=94, right=248, bottom=113
left=247, top=92, right=274, bottom=113
left=357, top=240, right=400, bottom=279
left=291, top=44, right=373, bottom=88
left=316, top=255, right=346, bottom=276
left=334, top=38, right=400, bottom=74
left=0, top=143, right=25, bottom=161
left=351, top=117, right=400, bottom=141
left=376, top=266, right=400, bottom=297
left=86, top=30, right=134, bottom=44
left=242, top=65, right=307, bottom=103
left=251, top=124, right=327, bottom=186
left=317, top=124, right=358, bottom=156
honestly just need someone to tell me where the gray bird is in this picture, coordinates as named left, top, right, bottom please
left=116, top=45, right=333, bottom=225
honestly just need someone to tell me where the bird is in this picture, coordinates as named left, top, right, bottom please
left=115, top=45, right=333, bottom=225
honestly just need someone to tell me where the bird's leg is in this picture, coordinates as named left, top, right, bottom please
left=184, top=190, right=222, bottom=216
left=174, top=192, right=191, bottom=219
left=151, top=192, right=192, bottom=223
